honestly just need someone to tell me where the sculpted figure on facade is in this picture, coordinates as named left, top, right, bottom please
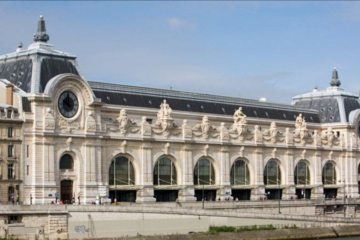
left=230, top=107, right=251, bottom=141
left=263, top=122, right=284, bottom=143
left=153, top=100, right=180, bottom=137
left=193, top=116, right=217, bottom=139
left=294, top=114, right=312, bottom=144
left=321, top=127, right=339, bottom=146
left=116, top=109, right=138, bottom=134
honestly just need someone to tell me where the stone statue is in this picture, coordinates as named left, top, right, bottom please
left=157, top=100, right=172, bottom=119
left=234, top=107, right=247, bottom=124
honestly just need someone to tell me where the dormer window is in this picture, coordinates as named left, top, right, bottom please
left=7, top=110, right=12, bottom=119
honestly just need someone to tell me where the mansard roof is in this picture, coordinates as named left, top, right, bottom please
left=0, top=16, right=80, bottom=94
left=292, top=68, right=360, bottom=124
left=89, top=81, right=320, bottom=123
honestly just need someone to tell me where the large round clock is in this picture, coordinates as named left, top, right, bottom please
left=58, top=91, right=79, bottom=118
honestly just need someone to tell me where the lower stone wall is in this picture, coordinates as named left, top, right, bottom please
left=1, top=205, right=360, bottom=240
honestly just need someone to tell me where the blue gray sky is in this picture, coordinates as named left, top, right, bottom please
left=1, top=1, right=360, bottom=103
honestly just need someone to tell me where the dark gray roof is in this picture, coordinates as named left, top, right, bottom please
left=294, top=96, right=360, bottom=123
left=89, top=81, right=320, bottom=123
left=0, top=57, right=79, bottom=93
left=0, top=58, right=33, bottom=92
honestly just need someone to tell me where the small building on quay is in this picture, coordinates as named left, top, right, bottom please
left=0, top=16, right=360, bottom=204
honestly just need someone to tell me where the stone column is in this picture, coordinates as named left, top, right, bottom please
left=345, top=151, right=359, bottom=198
left=311, top=151, right=324, bottom=199
left=178, top=145, right=196, bottom=202
left=136, top=144, right=155, bottom=202
left=282, top=150, right=296, bottom=200
left=251, top=148, right=265, bottom=200
left=216, top=147, right=231, bottom=200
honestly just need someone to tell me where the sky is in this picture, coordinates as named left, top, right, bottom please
left=1, top=1, right=360, bottom=104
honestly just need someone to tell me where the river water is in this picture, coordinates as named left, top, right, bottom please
left=312, top=238, right=360, bottom=240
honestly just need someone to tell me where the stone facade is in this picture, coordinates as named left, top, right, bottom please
left=1, top=16, right=360, bottom=205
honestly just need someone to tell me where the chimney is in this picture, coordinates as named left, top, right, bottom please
left=6, top=84, right=14, bottom=105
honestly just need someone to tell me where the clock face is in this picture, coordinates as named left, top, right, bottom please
left=58, top=91, right=79, bottom=118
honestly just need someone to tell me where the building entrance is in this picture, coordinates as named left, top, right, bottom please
left=60, top=180, right=73, bottom=204
left=109, top=190, right=136, bottom=202
left=324, top=188, right=337, bottom=199
left=231, top=190, right=251, bottom=200
left=265, top=189, right=282, bottom=200
left=154, top=190, right=178, bottom=202
left=195, top=190, right=217, bottom=201
left=295, top=188, right=311, bottom=199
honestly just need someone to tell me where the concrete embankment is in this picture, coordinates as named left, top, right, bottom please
left=84, top=225, right=360, bottom=240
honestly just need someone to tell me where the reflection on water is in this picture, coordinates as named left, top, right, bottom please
left=313, top=238, right=360, bottom=240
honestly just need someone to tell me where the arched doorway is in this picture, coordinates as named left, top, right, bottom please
left=230, top=159, right=251, bottom=200
left=264, top=160, right=282, bottom=200
left=322, top=162, right=337, bottom=199
left=194, top=158, right=216, bottom=201
left=60, top=180, right=73, bottom=204
left=153, top=157, right=178, bottom=202
left=294, top=161, right=311, bottom=199
left=108, top=156, right=136, bottom=202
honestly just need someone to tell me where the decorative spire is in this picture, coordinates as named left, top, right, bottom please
left=330, top=67, right=341, bottom=87
left=33, top=15, right=49, bottom=43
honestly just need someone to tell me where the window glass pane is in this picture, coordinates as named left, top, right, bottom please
left=194, top=159, right=215, bottom=185
left=322, top=162, right=336, bottom=185
left=60, top=154, right=73, bottom=169
left=230, top=160, right=250, bottom=185
left=153, top=158, right=177, bottom=185
left=109, top=157, right=135, bottom=185
left=264, top=160, right=281, bottom=185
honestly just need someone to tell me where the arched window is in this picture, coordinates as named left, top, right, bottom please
left=60, top=154, right=74, bottom=170
left=194, top=159, right=215, bottom=185
left=153, top=158, right=177, bottom=185
left=322, top=162, right=336, bottom=185
left=230, top=160, right=250, bottom=185
left=264, top=160, right=281, bottom=185
left=109, top=156, right=135, bottom=185
left=294, top=161, right=310, bottom=185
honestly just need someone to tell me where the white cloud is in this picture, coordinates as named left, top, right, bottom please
left=166, top=18, right=191, bottom=29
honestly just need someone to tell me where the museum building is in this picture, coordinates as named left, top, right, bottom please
left=0, top=16, right=360, bottom=204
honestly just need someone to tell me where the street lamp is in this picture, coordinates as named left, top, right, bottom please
left=199, top=179, right=206, bottom=209
left=114, top=158, right=117, bottom=204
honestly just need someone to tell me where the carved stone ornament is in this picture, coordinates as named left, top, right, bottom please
left=120, top=140, right=127, bottom=153
left=220, top=123, right=229, bottom=141
left=44, top=108, right=55, bottom=130
left=321, top=127, right=340, bottom=146
left=152, top=100, right=181, bottom=137
left=59, top=117, right=81, bottom=133
left=66, top=137, right=73, bottom=151
left=285, top=128, right=293, bottom=145
left=116, top=109, right=138, bottom=134
left=193, top=116, right=218, bottom=139
left=263, top=122, right=284, bottom=143
left=230, top=107, right=252, bottom=141
left=85, top=111, right=96, bottom=132
left=351, top=133, right=358, bottom=148
left=293, top=114, right=312, bottom=144
left=141, top=116, right=152, bottom=137
left=239, top=146, right=245, bottom=157
left=254, top=125, right=263, bottom=143
left=182, top=120, right=192, bottom=139
left=204, top=145, right=209, bottom=156
left=271, top=148, right=277, bottom=158
left=164, top=143, right=170, bottom=155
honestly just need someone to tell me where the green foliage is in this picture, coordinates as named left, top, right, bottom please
left=209, top=224, right=276, bottom=234
left=283, top=224, right=298, bottom=229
